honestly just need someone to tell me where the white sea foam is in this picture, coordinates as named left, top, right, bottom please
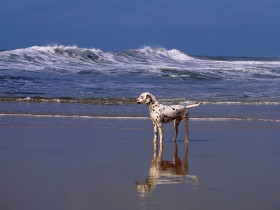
left=17, top=97, right=32, bottom=101
left=1, top=45, right=279, bottom=79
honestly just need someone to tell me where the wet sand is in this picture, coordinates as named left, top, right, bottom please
left=1, top=116, right=280, bottom=210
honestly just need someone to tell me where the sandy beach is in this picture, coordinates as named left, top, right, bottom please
left=1, top=114, right=280, bottom=210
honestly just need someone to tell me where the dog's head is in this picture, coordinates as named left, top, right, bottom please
left=136, top=92, right=156, bottom=105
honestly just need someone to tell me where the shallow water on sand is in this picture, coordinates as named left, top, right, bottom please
left=1, top=117, right=279, bottom=210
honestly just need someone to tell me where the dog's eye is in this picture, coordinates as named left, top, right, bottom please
left=141, top=96, right=144, bottom=99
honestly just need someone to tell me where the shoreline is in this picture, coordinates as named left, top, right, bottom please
left=0, top=112, right=280, bottom=122
left=1, top=96, right=280, bottom=105
left=1, top=101, right=280, bottom=121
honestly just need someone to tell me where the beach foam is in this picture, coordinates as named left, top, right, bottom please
left=1, top=113, right=279, bottom=122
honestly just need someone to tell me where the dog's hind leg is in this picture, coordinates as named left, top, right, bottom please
left=173, top=118, right=182, bottom=142
left=183, top=114, right=189, bottom=142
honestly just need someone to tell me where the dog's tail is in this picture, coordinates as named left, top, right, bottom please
left=185, top=101, right=202, bottom=109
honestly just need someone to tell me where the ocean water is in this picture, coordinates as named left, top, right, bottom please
left=0, top=46, right=280, bottom=120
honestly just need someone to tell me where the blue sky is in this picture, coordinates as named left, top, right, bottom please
left=1, top=0, right=280, bottom=57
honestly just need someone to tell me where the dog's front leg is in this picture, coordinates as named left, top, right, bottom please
left=153, top=123, right=158, bottom=142
left=158, top=124, right=164, bottom=143
left=173, top=119, right=181, bottom=142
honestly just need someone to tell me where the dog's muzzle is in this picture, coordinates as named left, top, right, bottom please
left=136, top=98, right=141, bottom=104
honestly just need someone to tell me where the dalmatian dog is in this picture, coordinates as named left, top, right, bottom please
left=136, top=92, right=202, bottom=143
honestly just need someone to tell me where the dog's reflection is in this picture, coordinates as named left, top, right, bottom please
left=135, top=142, right=199, bottom=196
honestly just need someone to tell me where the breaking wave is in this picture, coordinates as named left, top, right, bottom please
left=0, top=46, right=193, bottom=72
left=1, top=45, right=279, bottom=80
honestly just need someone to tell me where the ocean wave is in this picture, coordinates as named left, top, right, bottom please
left=1, top=45, right=279, bottom=79
left=1, top=45, right=280, bottom=103
left=1, top=46, right=279, bottom=89
left=0, top=45, right=193, bottom=70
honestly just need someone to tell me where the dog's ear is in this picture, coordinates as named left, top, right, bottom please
left=144, top=94, right=152, bottom=104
